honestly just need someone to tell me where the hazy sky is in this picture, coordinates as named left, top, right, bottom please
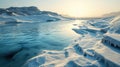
left=0, top=0, right=120, bottom=17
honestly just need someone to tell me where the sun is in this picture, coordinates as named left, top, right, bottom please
left=61, top=1, right=93, bottom=17
left=58, top=0, right=102, bottom=17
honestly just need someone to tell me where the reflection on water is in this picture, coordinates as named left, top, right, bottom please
left=0, top=20, right=83, bottom=67
left=0, top=20, right=81, bottom=50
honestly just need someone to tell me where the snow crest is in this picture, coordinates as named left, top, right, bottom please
left=23, top=15, right=120, bottom=67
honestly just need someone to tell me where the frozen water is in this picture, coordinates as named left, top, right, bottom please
left=0, top=19, right=81, bottom=67
left=23, top=15, right=120, bottom=67
left=0, top=6, right=120, bottom=67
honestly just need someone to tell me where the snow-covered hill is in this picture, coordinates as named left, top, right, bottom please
left=0, top=6, right=59, bottom=16
left=103, top=11, right=120, bottom=17
left=0, top=6, right=63, bottom=23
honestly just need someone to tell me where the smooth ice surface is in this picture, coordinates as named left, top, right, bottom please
left=0, top=19, right=81, bottom=67
left=0, top=20, right=80, bottom=50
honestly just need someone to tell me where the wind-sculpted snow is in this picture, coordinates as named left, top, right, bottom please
left=108, top=16, right=120, bottom=34
left=23, top=44, right=99, bottom=67
left=0, top=19, right=81, bottom=67
left=23, top=15, right=120, bottom=67
left=0, top=8, right=120, bottom=67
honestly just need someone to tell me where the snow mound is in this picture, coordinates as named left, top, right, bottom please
left=108, top=15, right=120, bottom=34
left=65, top=57, right=98, bottom=67
left=23, top=48, right=99, bottom=67
left=23, top=16, right=120, bottom=67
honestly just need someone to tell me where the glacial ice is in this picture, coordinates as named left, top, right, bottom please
left=0, top=6, right=120, bottom=67
left=23, top=15, right=120, bottom=67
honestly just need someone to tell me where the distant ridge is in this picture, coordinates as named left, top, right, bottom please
left=0, top=6, right=59, bottom=16
left=103, top=11, right=120, bottom=17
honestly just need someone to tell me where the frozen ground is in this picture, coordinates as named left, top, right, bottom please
left=0, top=19, right=81, bottom=67
left=0, top=6, right=120, bottom=67
left=23, top=15, right=120, bottom=67
left=0, top=7, right=81, bottom=67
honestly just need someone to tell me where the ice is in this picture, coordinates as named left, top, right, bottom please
left=23, top=47, right=99, bottom=67
left=0, top=16, right=17, bottom=24
left=0, top=6, right=59, bottom=16
left=103, top=34, right=120, bottom=45
left=0, top=6, right=64, bottom=24
left=94, top=44, right=120, bottom=67
left=108, top=16, right=120, bottom=34
left=0, top=45, right=22, bottom=57
left=64, top=57, right=98, bottom=67
left=0, top=6, right=120, bottom=67
left=0, top=9, right=80, bottom=67
left=23, top=15, right=120, bottom=67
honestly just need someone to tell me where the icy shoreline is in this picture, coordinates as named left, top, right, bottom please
left=0, top=6, right=120, bottom=67
left=23, top=16, right=120, bottom=67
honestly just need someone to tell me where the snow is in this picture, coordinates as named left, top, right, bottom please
left=104, top=33, right=120, bottom=44
left=0, top=16, right=17, bottom=24
left=0, top=6, right=120, bottom=67
left=23, top=15, right=120, bottom=67
left=109, top=16, right=120, bottom=34
left=0, top=14, right=62, bottom=23
left=0, top=6, right=65, bottom=23
left=94, top=43, right=120, bottom=67
left=93, top=16, right=120, bottom=67
left=23, top=45, right=99, bottom=67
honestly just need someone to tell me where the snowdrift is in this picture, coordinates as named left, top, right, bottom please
left=0, top=7, right=120, bottom=67
left=23, top=15, right=120, bottom=67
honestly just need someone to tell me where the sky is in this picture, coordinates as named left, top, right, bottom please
left=0, top=0, right=120, bottom=17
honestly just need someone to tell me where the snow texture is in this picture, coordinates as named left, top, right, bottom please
left=0, top=6, right=120, bottom=67
left=23, top=15, right=120, bottom=67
